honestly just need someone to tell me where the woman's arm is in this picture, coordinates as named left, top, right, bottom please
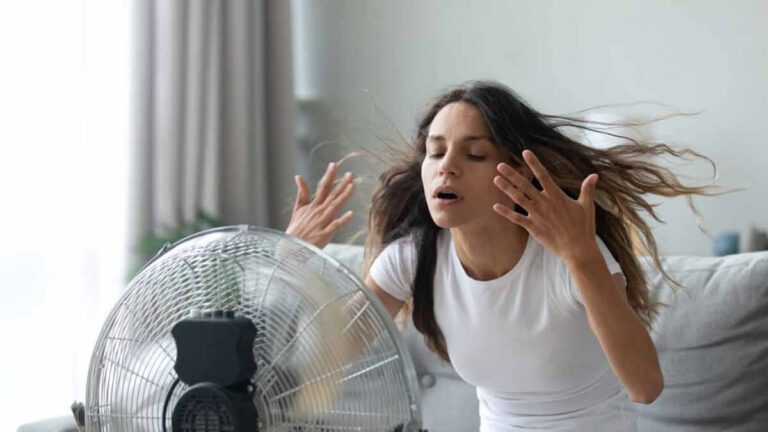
left=365, top=275, right=406, bottom=318
left=492, top=150, right=663, bottom=403
left=566, top=249, right=663, bottom=404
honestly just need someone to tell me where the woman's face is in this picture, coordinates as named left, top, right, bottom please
left=421, top=102, right=518, bottom=229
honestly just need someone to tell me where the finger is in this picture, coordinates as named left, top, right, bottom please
left=294, top=175, right=310, bottom=208
left=326, top=172, right=353, bottom=203
left=522, top=150, right=560, bottom=194
left=323, top=210, right=354, bottom=234
left=493, top=175, right=534, bottom=210
left=319, top=181, right=355, bottom=225
left=493, top=203, right=532, bottom=228
left=496, top=163, right=540, bottom=200
left=315, top=162, right=338, bottom=204
left=322, top=178, right=355, bottom=213
left=320, top=183, right=354, bottom=220
left=329, top=178, right=355, bottom=208
left=578, top=173, right=599, bottom=206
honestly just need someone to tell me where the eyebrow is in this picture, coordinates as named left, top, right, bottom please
left=427, top=134, right=493, bottom=142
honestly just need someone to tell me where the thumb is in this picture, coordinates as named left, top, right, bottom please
left=579, top=173, right=598, bottom=206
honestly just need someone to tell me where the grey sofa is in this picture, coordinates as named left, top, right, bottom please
left=19, top=245, right=768, bottom=431
left=323, top=244, right=768, bottom=432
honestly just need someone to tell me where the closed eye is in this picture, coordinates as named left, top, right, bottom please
left=427, top=153, right=486, bottom=160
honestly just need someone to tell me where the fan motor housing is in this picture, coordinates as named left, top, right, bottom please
left=171, top=311, right=258, bottom=432
left=172, top=382, right=257, bottom=432
left=172, top=311, right=257, bottom=387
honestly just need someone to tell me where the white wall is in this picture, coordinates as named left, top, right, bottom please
left=292, top=0, right=767, bottom=255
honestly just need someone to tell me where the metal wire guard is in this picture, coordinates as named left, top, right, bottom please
left=86, top=226, right=422, bottom=431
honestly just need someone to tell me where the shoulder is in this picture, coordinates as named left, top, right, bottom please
left=539, top=235, right=620, bottom=272
left=382, top=232, right=418, bottom=255
left=556, top=234, right=626, bottom=306
left=373, top=232, right=419, bottom=271
left=369, top=232, right=420, bottom=301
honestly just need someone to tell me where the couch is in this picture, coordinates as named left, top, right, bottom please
left=18, top=245, right=768, bottom=431
left=323, top=244, right=768, bottom=432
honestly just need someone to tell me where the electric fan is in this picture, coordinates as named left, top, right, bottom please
left=85, top=225, right=424, bottom=431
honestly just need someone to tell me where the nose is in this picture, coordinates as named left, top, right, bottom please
left=438, top=150, right=460, bottom=176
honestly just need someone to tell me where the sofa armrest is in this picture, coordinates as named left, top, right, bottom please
left=17, top=416, right=77, bottom=432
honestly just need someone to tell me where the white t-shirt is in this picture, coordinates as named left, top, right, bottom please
left=369, top=229, right=637, bottom=431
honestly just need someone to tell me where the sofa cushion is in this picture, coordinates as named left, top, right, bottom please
left=400, top=319, right=481, bottom=431
left=635, top=251, right=768, bottom=431
left=324, top=243, right=366, bottom=276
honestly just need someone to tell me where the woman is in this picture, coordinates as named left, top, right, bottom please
left=286, top=81, right=715, bottom=431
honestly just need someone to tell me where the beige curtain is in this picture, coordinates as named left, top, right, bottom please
left=129, top=0, right=298, bottom=267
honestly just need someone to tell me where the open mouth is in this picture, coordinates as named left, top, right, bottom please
left=434, top=186, right=463, bottom=203
left=436, top=192, right=460, bottom=200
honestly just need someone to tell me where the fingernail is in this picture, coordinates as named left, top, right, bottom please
left=344, top=172, right=352, bottom=179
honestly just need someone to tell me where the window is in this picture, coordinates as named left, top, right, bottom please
left=0, top=1, right=129, bottom=429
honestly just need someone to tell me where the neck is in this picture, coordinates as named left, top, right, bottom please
left=450, top=221, right=529, bottom=281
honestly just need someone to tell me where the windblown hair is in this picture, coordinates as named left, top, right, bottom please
left=363, top=80, right=719, bottom=362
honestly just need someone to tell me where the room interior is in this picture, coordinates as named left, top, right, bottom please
left=2, top=1, right=767, bottom=431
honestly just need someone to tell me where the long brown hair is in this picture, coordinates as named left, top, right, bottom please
left=364, top=80, right=720, bottom=362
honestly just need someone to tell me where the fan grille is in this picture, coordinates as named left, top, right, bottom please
left=85, top=226, right=421, bottom=431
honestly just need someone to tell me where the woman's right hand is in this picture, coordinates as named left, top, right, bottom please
left=285, top=162, right=356, bottom=249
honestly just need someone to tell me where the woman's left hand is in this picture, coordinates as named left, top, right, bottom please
left=492, top=150, right=600, bottom=263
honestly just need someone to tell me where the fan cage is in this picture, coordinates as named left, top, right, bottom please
left=86, top=225, right=422, bottom=431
